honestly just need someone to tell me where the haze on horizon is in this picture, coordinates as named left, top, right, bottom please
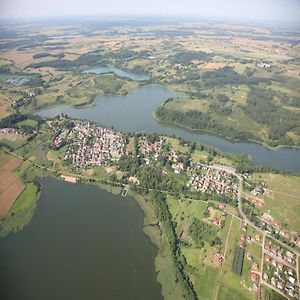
left=0, top=0, right=300, bottom=23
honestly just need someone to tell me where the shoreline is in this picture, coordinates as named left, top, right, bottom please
left=29, top=82, right=299, bottom=153
left=0, top=173, right=175, bottom=299
left=153, top=112, right=300, bottom=152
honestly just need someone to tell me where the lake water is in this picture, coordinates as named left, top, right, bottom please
left=0, top=178, right=163, bottom=300
left=35, top=86, right=300, bottom=171
left=83, top=67, right=150, bottom=81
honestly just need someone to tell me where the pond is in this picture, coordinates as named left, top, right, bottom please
left=0, top=178, right=163, bottom=300
left=35, top=86, right=300, bottom=171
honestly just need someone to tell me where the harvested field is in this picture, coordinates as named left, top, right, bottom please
left=0, top=157, right=24, bottom=216
left=0, top=157, right=22, bottom=171
left=0, top=132, right=20, bottom=141
left=0, top=181, right=25, bottom=216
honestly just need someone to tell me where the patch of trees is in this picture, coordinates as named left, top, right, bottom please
left=217, top=94, right=230, bottom=102
left=209, top=103, right=232, bottom=116
left=28, top=52, right=104, bottom=70
left=148, top=191, right=198, bottom=300
left=44, top=41, right=69, bottom=47
left=188, top=218, right=218, bottom=248
left=0, top=34, right=48, bottom=51
left=243, top=87, right=297, bottom=146
left=111, top=49, right=136, bottom=59
left=33, top=52, right=65, bottom=59
left=0, top=113, right=27, bottom=128
left=201, top=66, right=271, bottom=88
left=170, top=51, right=213, bottom=65
left=0, top=113, right=42, bottom=129
left=155, top=106, right=255, bottom=141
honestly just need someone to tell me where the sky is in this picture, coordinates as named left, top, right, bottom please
left=1, top=0, right=300, bottom=23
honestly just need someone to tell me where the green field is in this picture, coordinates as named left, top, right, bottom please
left=253, top=173, right=300, bottom=231
left=16, top=119, right=38, bottom=128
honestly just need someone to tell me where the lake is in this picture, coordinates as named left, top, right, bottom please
left=35, top=85, right=300, bottom=171
left=83, top=67, right=150, bottom=81
left=0, top=178, right=163, bottom=300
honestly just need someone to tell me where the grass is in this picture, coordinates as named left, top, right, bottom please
left=220, top=214, right=232, bottom=245
left=253, top=173, right=300, bottom=231
left=165, top=99, right=208, bottom=113
left=164, top=137, right=189, bottom=153
left=167, top=197, right=208, bottom=222
left=16, top=119, right=38, bottom=128
left=8, top=183, right=38, bottom=214
left=195, top=267, right=220, bottom=300
left=0, top=183, right=39, bottom=237
left=192, top=149, right=209, bottom=163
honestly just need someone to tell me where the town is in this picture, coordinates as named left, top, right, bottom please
left=52, top=120, right=126, bottom=168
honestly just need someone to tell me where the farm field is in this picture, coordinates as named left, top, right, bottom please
left=251, top=173, right=300, bottom=232
left=0, top=153, right=24, bottom=216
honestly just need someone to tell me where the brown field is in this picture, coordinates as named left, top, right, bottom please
left=0, top=156, right=24, bottom=216
left=0, top=181, right=25, bottom=216
left=0, top=132, right=20, bottom=141
left=0, top=157, right=22, bottom=171
left=0, top=51, right=35, bottom=66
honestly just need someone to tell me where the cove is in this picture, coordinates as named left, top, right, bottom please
left=83, top=67, right=150, bottom=81
left=0, top=178, right=163, bottom=300
left=35, top=86, right=300, bottom=171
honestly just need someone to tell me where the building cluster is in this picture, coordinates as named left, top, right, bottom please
left=53, top=120, right=126, bottom=167
left=187, top=164, right=238, bottom=197
left=263, top=240, right=299, bottom=298
left=138, top=136, right=163, bottom=165
left=258, top=212, right=300, bottom=250
left=256, top=61, right=271, bottom=68
left=239, top=222, right=262, bottom=294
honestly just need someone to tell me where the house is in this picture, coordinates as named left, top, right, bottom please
left=247, top=253, right=253, bottom=261
left=252, top=283, right=258, bottom=293
left=219, top=202, right=226, bottom=210
left=265, top=254, right=271, bottom=262
left=277, top=281, right=284, bottom=290
left=255, top=234, right=260, bottom=242
left=288, top=276, right=296, bottom=284
left=251, top=272, right=258, bottom=282
left=215, top=254, right=223, bottom=264
left=251, top=263, right=259, bottom=271
left=213, top=219, right=223, bottom=228
left=240, top=241, right=246, bottom=248
left=172, top=163, right=184, bottom=174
